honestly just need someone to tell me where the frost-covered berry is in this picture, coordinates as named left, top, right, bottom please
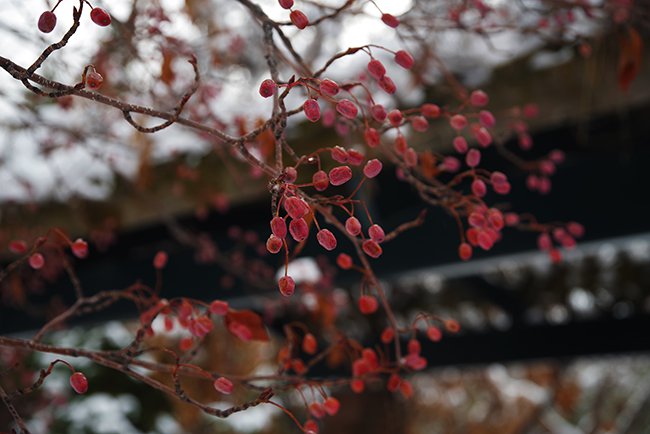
left=266, top=235, right=283, bottom=254
left=450, top=114, right=468, bottom=130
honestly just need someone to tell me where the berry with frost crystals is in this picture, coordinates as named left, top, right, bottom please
left=303, top=99, right=320, bottom=122
left=381, top=13, right=399, bottom=28
left=270, top=216, right=287, bottom=238
left=284, top=196, right=309, bottom=219
left=394, top=50, right=414, bottom=69
left=329, top=166, right=352, bottom=186
left=209, top=300, right=229, bottom=315
left=470, top=90, right=489, bottom=106
left=336, top=253, right=353, bottom=269
left=90, top=8, right=111, bottom=26
left=336, top=99, right=358, bottom=119
left=278, top=275, right=295, bottom=296
left=443, top=156, right=460, bottom=172
left=213, top=377, right=234, bottom=394
left=70, top=372, right=88, bottom=394
left=316, top=229, right=337, bottom=251
left=38, top=11, right=57, bottom=33
left=290, top=9, right=309, bottom=29
left=266, top=235, right=283, bottom=254
left=258, top=79, right=276, bottom=98
left=358, top=294, right=379, bottom=314
left=312, top=170, right=329, bottom=191
left=368, top=224, right=385, bottom=243
left=367, top=59, right=386, bottom=79
left=362, top=239, right=382, bottom=258
left=319, top=79, right=339, bottom=96
left=71, top=239, right=88, bottom=258
left=289, top=218, right=309, bottom=242
left=345, top=217, right=362, bottom=236
left=363, top=159, right=382, bottom=178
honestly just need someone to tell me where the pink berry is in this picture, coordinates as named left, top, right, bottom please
left=331, top=146, right=348, bottom=163
left=153, top=251, right=168, bottom=269
left=29, top=252, right=45, bottom=270
left=278, top=0, right=294, bottom=9
left=364, top=128, right=381, bottom=148
left=479, top=110, right=496, bottom=128
left=459, top=243, right=472, bottom=260
left=319, top=79, right=339, bottom=96
left=477, top=231, right=493, bottom=250
left=421, top=103, right=440, bottom=118
left=71, top=238, right=88, bottom=259
left=394, top=50, right=414, bottom=69
left=411, top=116, right=429, bottom=132
left=329, top=166, right=352, bottom=186
left=493, top=181, right=511, bottom=195
left=9, top=240, right=28, bottom=254
left=368, top=224, right=385, bottom=243
left=362, top=239, right=382, bottom=258
left=370, top=104, right=387, bottom=122
left=363, top=159, right=382, bottom=178
left=270, top=216, right=287, bottom=238
left=387, top=109, right=403, bottom=126
left=453, top=136, right=468, bottom=153
left=259, top=79, right=276, bottom=98
left=303, top=99, right=321, bottom=122
left=404, top=148, right=418, bottom=167
left=567, top=222, right=585, bottom=238
left=38, top=11, right=57, bottom=33
left=324, top=397, right=340, bottom=416
left=378, top=75, right=396, bottom=94
left=443, top=156, right=460, bottom=172
left=471, top=179, right=487, bottom=197
left=450, top=114, right=468, bottom=130
left=336, top=99, right=358, bottom=119
left=490, top=171, right=508, bottom=185
left=209, top=300, right=229, bottom=315
left=347, top=149, right=364, bottom=166
left=358, top=294, right=379, bottom=314
left=470, top=90, right=489, bottom=107
left=290, top=9, right=309, bottom=29
left=278, top=275, right=295, bottom=296
left=266, top=235, right=283, bottom=254
left=474, top=127, right=492, bottom=147
left=426, top=326, right=442, bottom=342
left=283, top=167, right=297, bottom=183
left=90, top=8, right=111, bottom=26
left=466, top=149, right=481, bottom=167
left=284, top=196, right=310, bottom=219
left=336, top=253, right=353, bottom=269
left=213, top=377, right=234, bottom=394
left=312, top=170, right=329, bottom=191
left=367, top=59, right=386, bottom=80
left=537, top=233, right=552, bottom=251
left=289, top=218, right=309, bottom=242
left=394, top=135, right=407, bottom=154
left=504, top=213, right=520, bottom=226
left=345, top=217, right=362, bottom=236
left=70, top=372, right=88, bottom=394
left=316, top=229, right=337, bottom=251
left=381, top=13, right=400, bottom=28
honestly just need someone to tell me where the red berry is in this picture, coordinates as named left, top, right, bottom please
left=278, top=275, right=296, bottom=296
left=367, top=59, right=386, bottom=79
left=453, top=136, right=468, bottom=153
left=289, top=218, right=309, bottom=242
left=387, top=109, right=403, bottom=126
left=567, top=222, right=585, bottom=238
left=259, top=79, right=277, bottom=98
left=537, top=233, right=552, bottom=251
left=370, top=104, right=387, bottom=122
left=426, top=326, right=442, bottom=342
left=278, top=0, right=294, bottom=9
left=368, top=224, right=385, bottom=243
left=331, top=146, right=348, bottom=163
left=351, top=379, right=365, bottom=393
left=38, top=11, right=57, bottom=33
left=400, top=379, right=414, bottom=398
left=394, top=50, right=414, bottom=69
left=479, top=110, right=496, bottom=128
left=421, top=103, right=441, bottom=118
left=319, top=79, right=339, bottom=96
left=290, top=9, right=309, bottom=29
left=471, top=179, right=487, bottom=197
left=347, top=150, right=364, bottom=166
left=323, top=397, right=340, bottom=416
left=329, top=166, right=352, bottom=186
left=304, top=420, right=319, bottom=434
left=404, top=148, right=418, bottom=167
left=450, top=114, right=468, bottom=130
left=213, top=377, right=234, bottom=394
left=29, top=253, right=45, bottom=270
left=9, top=240, right=28, bottom=254
left=408, top=338, right=421, bottom=355
left=90, top=8, right=111, bottom=26
left=270, top=216, right=287, bottom=238
left=381, top=327, right=395, bottom=344
left=312, top=170, right=329, bottom=191
left=466, top=149, right=481, bottom=167
left=335, top=99, right=358, bottom=119
left=70, top=372, right=88, bottom=394
left=411, top=116, right=429, bottom=132
left=362, top=239, right=382, bottom=258
left=153, top=251, right=168, bottom=269
left=309, top=402, right=326, bottom=419
left=364, top=128, right=381, bottom=148
left=71, top=238, right=88, bottom=259
left=283, top=167, right=297, bottom=183
left=85, top=69, right=103, bottom=90
left=459, top=243, right=472, bottom=261
left=358, top=294, right=379, bottom=314
left=470, top=90, right=489, bottom=107
left=336, top=253, right=353, bottom=269
left=381, top=13, right=400, bottom=28
left=378, top=75, right=396, bottom=94
left=387, top=373, right=401, bottom=392
left=345, top=217, right=362, bottom=236
left=266, top=235, right=283, bottom=254
left=474, top=127, right=492, bottom=147
left=284, top=196, right=310, bottom=219
left=316, top=229, right=337, bottom=251
left=445, top=319, right=461, bottom=333
left=303, top=99, right=321, bottom=122
left=209, top=300, right=229, bottom=315
left=363, top=159, right=382, bottom=178
left=302, top=333, right=317, bottom=354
